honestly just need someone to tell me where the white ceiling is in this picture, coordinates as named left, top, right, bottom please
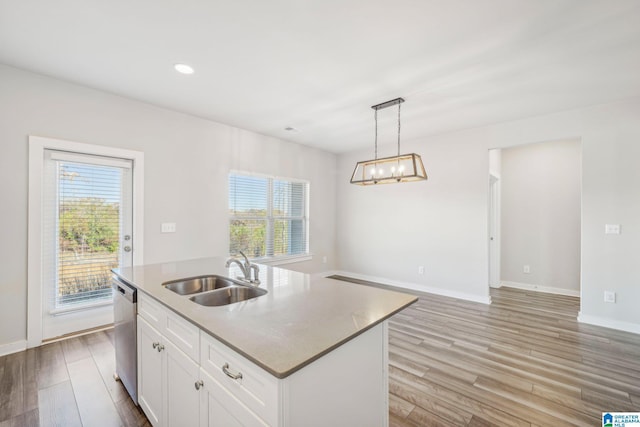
left=1, top=0, right=640, bottom=153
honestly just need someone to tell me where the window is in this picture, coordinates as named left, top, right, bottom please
left=229, top=173, right=309, bottom=261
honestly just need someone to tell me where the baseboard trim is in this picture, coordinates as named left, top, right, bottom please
left=330, top=271, right=491, bottom=305
left=312, top=270, right=340, bottom=279
left=497, top=281, right=580, bottom=297
left=578, top=312, right=640, bottom=335
left=0, top=339, right=27, bottom=357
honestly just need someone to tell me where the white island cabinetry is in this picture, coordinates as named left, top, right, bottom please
left=137, top=292, right=389, bottom=427
left=137, top=292, right=201, bottom=427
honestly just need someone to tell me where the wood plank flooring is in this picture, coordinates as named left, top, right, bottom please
left=0, top=329, right=150, bottom=427
left=2, top=282, right=639, bottom=426
left=332, top=276, right=640, bottom=427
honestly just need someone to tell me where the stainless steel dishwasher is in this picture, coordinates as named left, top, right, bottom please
left=112, top=275, right=138, bottom=405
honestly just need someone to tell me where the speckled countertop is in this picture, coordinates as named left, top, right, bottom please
left=113, top=257, right=417, bottom=378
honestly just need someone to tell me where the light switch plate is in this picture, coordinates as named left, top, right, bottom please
left=523, top=265, right=531, bottom=274
left=161, top=222, right=176, bottom=233
left=605, top=224, right=621, bottom=234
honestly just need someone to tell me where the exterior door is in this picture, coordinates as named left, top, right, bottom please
left=41, top=149, right=134, bottom=339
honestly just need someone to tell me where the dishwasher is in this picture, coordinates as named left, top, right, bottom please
left=112, top=275, right=138, bottom=405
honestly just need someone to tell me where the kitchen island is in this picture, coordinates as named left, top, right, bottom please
left=113, top=257, right=417, bottom=427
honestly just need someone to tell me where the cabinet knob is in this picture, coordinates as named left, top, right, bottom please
left=222, top=363, right=243, bottom=380
left=195, top=380, right=204, bottom=391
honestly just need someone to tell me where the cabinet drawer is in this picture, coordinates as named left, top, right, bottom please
left=200, top=368, right=269, bottom=427
left=138, top=292, right=166, bottom=330
left=138, top=292, right=199, bottom=362
left=200, top=332, right=278, bottom=426
left=163, top=309, right=200, bottom=362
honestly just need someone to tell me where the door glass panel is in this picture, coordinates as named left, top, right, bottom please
left=56, top=161, right=126, bottom=309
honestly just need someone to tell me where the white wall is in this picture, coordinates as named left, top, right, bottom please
left=336, top=97, right=640, bottom=333
left=500, top=140, right=581, bottom=295
left=336, top=138, right=491, bottom=303
left=0, top=64, right=337, bottom=350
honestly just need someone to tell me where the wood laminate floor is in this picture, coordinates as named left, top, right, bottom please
left=2, top=283, right=639, bottom=426
left=332, top=276, right=640, bottom=427
left=0, top=329, right=150, bottom=427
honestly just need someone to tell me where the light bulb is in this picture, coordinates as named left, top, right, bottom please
left=378, top=168, right=384, bottom=176
left=391, top=166, right=396, bottom=174
left=399, top=165, right=405, bottom=172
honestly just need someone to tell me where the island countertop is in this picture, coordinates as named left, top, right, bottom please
left=113, top=257, right=417, bottom=378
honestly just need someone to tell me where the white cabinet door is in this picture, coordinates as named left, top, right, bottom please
left=199, top=369, right=268, bottom=427
left=164, top=339, right=201, bottom=427
left=138, top=316, right=163, bottom=427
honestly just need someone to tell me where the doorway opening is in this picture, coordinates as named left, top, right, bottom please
left=488, top=139, right=581, bottom=297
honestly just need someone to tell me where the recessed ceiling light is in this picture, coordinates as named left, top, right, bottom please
left=174, top=63, right=194, bottom=75
left=284, top=127, right=298, bottom=132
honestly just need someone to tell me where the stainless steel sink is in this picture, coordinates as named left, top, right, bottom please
left=189, top=286, right=268, bottom=306
left=163, top=275, right=238, bottom=295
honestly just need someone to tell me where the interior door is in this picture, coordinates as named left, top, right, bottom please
left=41, top=149, right=134, bottom=339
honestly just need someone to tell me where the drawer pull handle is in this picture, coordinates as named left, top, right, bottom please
left=195, top=380, right=204, bottom=390
left=156, top=344, right=165, bottom=352
left=222, top=363, right=243, bottom=380
left=152, top=342, right=159, bottom=349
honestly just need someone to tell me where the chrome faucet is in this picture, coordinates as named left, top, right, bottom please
left=225, top=251, right=260, bottom=285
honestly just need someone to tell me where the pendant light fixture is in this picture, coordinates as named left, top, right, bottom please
left=350, top=97, right=427, bottom=185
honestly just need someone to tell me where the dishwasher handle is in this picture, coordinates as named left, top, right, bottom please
left=112, top=277, right=137, bottom=303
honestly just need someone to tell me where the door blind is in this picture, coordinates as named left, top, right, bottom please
left=43, top=150, right=132, bottom=313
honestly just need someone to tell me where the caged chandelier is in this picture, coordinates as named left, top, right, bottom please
left=350, top=97, right=427, bottom=185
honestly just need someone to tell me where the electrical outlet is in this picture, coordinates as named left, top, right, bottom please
left=161, top=222, right=176, bottom=233
left=523, top=265, right=530, bottom=274
left=604, top=291, right=616, bottom=303
left=418, top=266, right=425, bottom=275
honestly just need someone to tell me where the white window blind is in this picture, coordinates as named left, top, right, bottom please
left=43, top=149, right=132, bottom=313
left=229, top=173, right=309, bottom=259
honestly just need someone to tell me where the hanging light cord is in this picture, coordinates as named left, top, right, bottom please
left=374, top=108, right=378, bottom=160
left=397, top=101, right=401, bottom=157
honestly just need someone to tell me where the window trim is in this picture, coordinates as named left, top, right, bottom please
left=256, top=254, right=313, bottom=266
left=228, top=170, right=310, bottom=262
left=28, top=135, right=144, bottom=348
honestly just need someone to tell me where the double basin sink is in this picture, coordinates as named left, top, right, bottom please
left=163, top=275, right=267, bottom=306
